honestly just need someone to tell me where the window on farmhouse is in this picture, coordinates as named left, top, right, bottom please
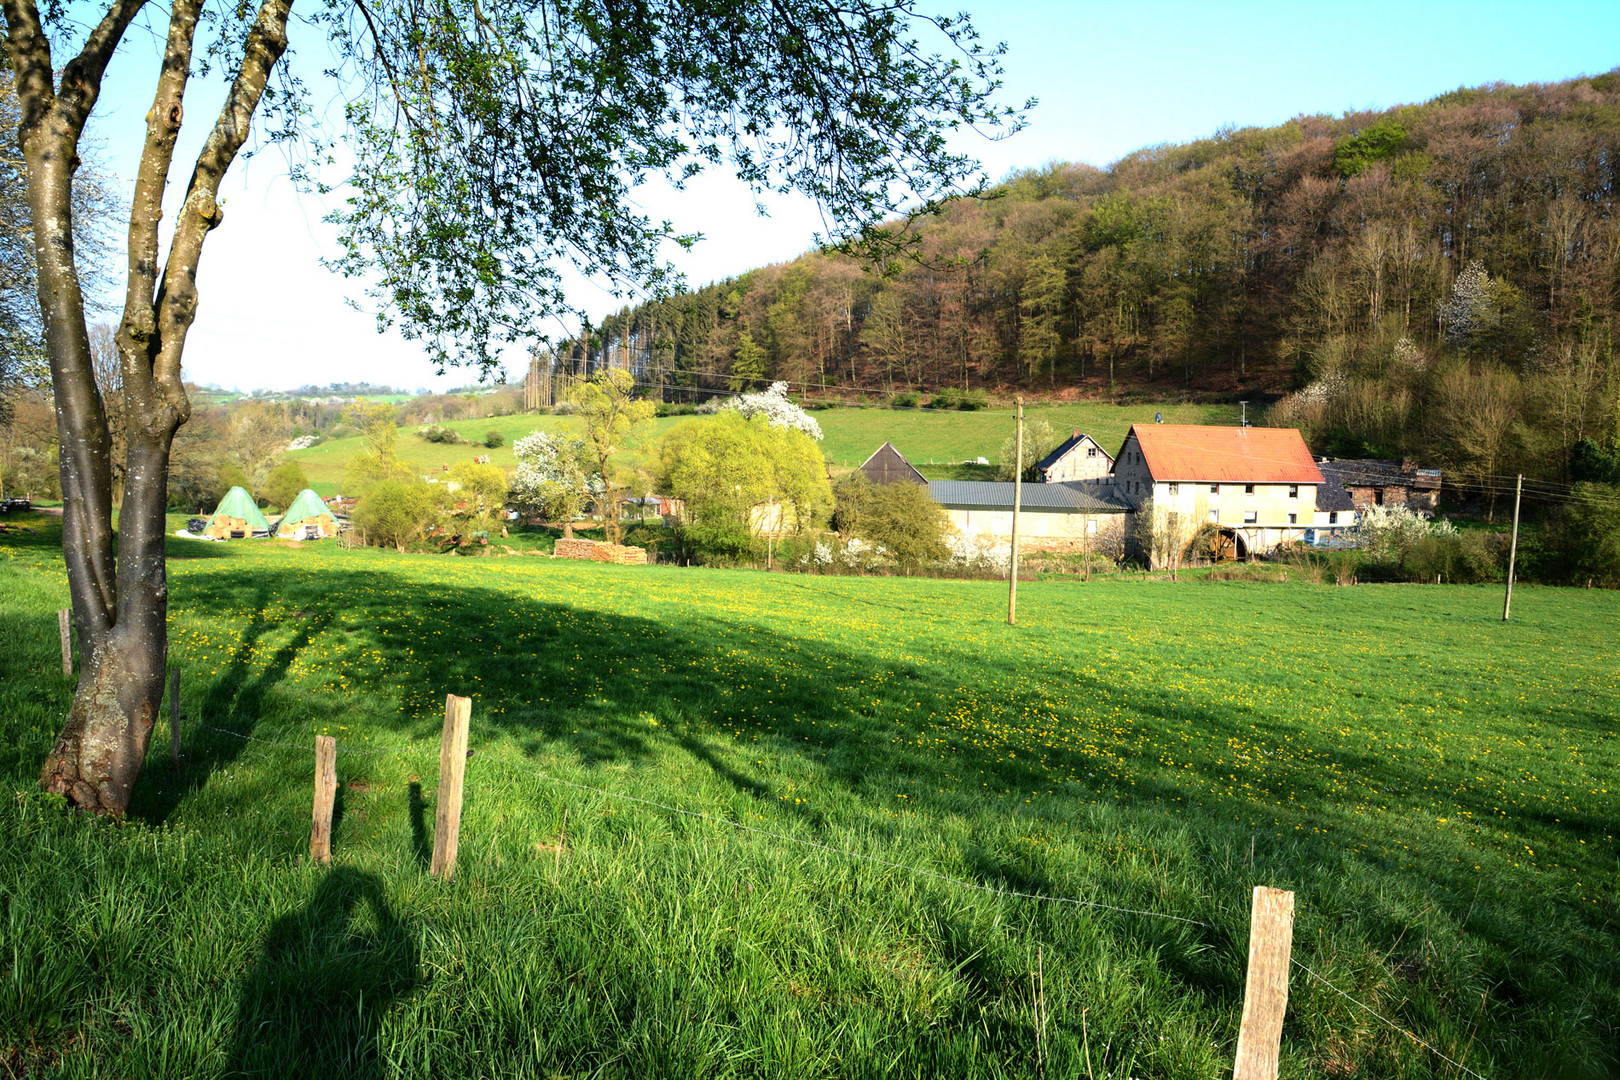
left=1086, top=447, right=1097, bottom=457
left=1288, top=513, right=1297, bottom=524
left=1329, top=511, right=1339, bottom=524
left=1244, top=511, right=1257, bottom=524
left=1289, top=484, right=1299, bottom=498
left=1244, top=484, right=1255, bottom=495
left=1208, top=510, right=1218, bottom=523
left=1168, top=483, right=1179, bottom=495
left=1210, top=484, right=1218, bottom=494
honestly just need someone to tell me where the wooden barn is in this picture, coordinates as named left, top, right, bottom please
left=273, top=488, right=339, bottom=539
left=204, top=486, right=271, bottom=539
left=857, top=442, right=926, bottom=485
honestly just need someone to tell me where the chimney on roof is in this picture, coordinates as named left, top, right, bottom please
left=1072, top=429, right=1079, bottom=438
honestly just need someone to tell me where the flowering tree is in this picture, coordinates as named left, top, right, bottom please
left=1353, top=503, right=1455, bottom=561
left=511, top=431, right=596, bottom=537
left=706, top=381, right=823, bottom=441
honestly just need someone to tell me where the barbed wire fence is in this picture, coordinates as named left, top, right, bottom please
left=188, top=706, right=1492, bottom=1080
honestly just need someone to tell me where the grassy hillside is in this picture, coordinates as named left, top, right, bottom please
left=3, top=514, right=1616, bottom=1076
left=286, top=401, right=1239, bottom=494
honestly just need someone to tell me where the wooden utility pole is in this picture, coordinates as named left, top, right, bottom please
left=1502, top=473, right=1523, bottom=622
left=1233, top=886, right=1296, bottom=1080
left=1008, top=398, right=1024, bottom=626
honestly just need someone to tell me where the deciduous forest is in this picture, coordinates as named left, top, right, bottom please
left=556, top=73, right=1620, bottom=482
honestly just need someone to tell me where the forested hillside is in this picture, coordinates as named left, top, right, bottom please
left=554, top=73, right=1620, bottom=484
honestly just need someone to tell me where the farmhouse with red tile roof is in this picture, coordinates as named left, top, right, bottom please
left=1111, top=424, right=1323, bottom=565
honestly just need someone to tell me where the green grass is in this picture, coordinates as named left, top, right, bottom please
left=3, top=512, right=1617, bottom=1077
left=285, top=402, right=1237, bottom=493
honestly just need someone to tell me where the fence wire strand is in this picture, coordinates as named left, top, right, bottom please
left=1291, top=958, right=1490, bottom=1080
left=193, top=720, right=1493, bottom=1079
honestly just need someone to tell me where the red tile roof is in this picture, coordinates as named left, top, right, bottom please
left=1127, top=425, right=1324, bottom=484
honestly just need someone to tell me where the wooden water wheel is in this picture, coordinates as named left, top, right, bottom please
left=1203, top=528, right=1238, bottom=562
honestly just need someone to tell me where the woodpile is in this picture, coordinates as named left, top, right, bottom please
left=552, top=538, right=648, bottom=565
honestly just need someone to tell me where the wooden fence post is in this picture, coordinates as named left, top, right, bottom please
left=430, top=694, right=472, bottom=880
left=169, top=667, right=182, bottom=766
left=58, top=609, right=73, bottom=676
left=1233, top=886, right=1295, bottom=1080
left=309, top=735, right=337, bottom=864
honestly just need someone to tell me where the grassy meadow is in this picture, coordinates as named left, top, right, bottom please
left=285, top=401, right=1239, bottom=494
left=2, top=511, right=1617, bottom=1077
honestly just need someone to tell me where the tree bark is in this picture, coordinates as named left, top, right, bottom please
left=9, top=0, right=292, bottom=816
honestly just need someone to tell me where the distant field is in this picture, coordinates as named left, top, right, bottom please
left=287, top=401, right=1239, bottom=494
left=2, top=513, right=1616, bottom=1076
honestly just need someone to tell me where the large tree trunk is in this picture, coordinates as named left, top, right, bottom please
left=6, top=0, right=291, bottom=815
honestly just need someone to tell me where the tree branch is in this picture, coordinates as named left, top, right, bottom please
left=57, top=0, right=151, bottom=131
left=150, top=0, right=293, bottom=405
left=118, top=0, right=204, bottom=408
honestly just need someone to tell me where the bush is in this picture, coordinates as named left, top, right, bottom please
left=927, top=386, right=987, bottom=411
left=831, top=474, right=952, bottom=570
left=484, top=430, right=506, bottom=448
left=263, top=460, right=309, bottom=511
left=417, top=423, right=464, bottom=444
left=353, top=479, right=439, bottom=552
left=1401, top=531, right=1505, bottom=584
left=891, top=391, right=921, bottom=408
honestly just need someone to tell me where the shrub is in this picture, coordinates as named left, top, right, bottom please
left=891, top=391, right=921, bottom=408
left=263, top=460, right=309, bottom=511
left=417, top=423, right=464, bottom=444
left=484, top=430, right=506, bottom=448
left=927, top=386, right=987, bottom=411
left=831, top=474, right=952, bottom=570
left=353, top=479, right=439, bottom=552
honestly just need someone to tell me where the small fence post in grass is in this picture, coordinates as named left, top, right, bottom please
left=58, top=609, right=73, bottom=676
left=430, top=694, right=472, bottom=881
left=310, top=735, right=337, bottom=864
left=169, top=667, right=182, bottom=766
left=1233, top=885, right=1295, bottom=1080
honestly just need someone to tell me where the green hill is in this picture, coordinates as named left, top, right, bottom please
left=288, top=402, right=1238, bottom=494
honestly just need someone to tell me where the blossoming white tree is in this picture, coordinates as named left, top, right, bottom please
left=510, top=431, right=596, bottom=537
left=703, top=382, right=824, bottom=440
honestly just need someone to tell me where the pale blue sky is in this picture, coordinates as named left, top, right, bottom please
left=80, top=1, right=1620, bottom=392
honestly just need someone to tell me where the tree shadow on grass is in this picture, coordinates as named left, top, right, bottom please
left=129, top=583, right=333, bottom=826
left=145, top=561, right=1619, bottom=1056
left=226, top=867, right=418, bottom=1078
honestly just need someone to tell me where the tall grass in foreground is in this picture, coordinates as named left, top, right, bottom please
left=1, top=510, right=1616, bottom=1078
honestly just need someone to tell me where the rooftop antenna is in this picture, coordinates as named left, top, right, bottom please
left=1239, top=401, right=1249, bottom=428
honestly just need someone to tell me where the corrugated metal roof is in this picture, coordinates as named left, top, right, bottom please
left=1130, top=425, right=1323, bottom=484
left=928, top=480, right=1130, bottom=514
